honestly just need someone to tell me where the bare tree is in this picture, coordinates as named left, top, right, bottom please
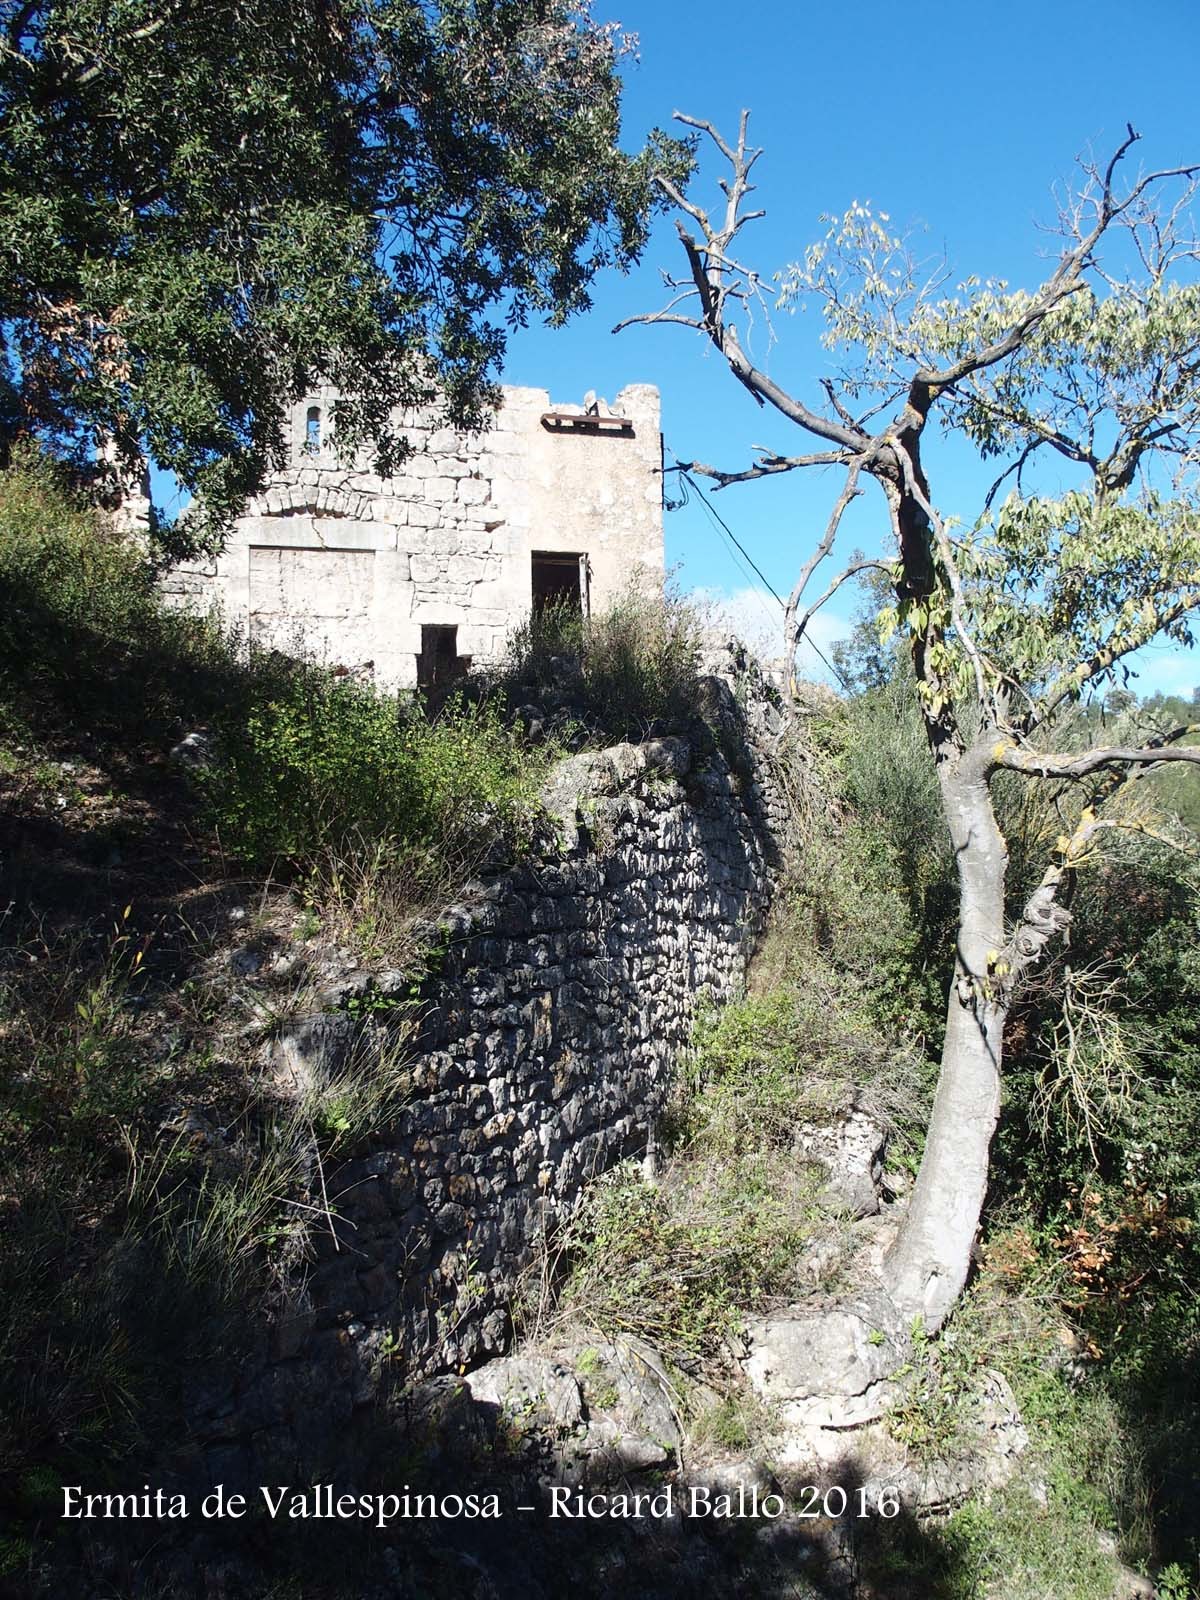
left=623, top=114, right=1200, bottom=1332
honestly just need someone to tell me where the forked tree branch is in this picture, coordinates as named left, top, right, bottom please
left=1002, top=747, right=1189, bottom=985
left=996, top=725, right=1200, bottom=780
left=782, top=459, right=872, bottom=670
left=914, top=127, right=1200, bottom=396
left=789, top=558, right=889, bottom=659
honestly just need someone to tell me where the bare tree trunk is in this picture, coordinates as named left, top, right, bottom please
left=883, top=744, right=1008, bottom=1330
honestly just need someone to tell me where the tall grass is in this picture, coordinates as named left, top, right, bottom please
left=495, top=586, right=704, bottom=739
left=0, top=447, right=555, bottom=961
left=0, top=443, right=282, bottom=743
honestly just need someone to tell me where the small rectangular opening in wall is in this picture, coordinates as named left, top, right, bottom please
left=531, top=551, right=587, bottom=616
left=417, top=624, right=469, bottom=693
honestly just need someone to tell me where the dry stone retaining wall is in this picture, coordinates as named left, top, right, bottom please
left=187, top=671, right=788, bottom=1487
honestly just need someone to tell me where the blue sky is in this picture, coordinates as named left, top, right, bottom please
left=501, top=0, right=1200, bottom=697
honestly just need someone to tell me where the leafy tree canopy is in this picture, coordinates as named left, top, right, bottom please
left=774, top=187, right=1200, bottom=726
left=0, top=0, right=688, bottom=554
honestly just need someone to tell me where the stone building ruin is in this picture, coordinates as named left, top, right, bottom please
left=166, top=382, right=665, bottom=689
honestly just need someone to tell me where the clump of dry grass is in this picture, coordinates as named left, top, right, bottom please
left=304, top=833, right=462, bottom=969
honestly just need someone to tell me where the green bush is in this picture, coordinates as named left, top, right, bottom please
left=0, top=449, right=154, bottom=654
left=0, top=449, right=550, bottom=913
left=676, top=983, right=927, bottom=1162
left=204, top=677, right=545, bottom=875
left=0, top=445, right=265, bottom=741
left=537, top=1159, right=814, bottom=1365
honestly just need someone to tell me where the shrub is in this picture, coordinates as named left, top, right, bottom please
left=867, top=1242, right=1147, bottom=1600
left=0, top=449, right=154, bottom=662
left=0, top=449, right=552, bottom=937
left=496, top=586, right=704, bottom=738
left=675, top=985, right=922, bottom=1161
left=532, top=1159, right=814, bottom=1367
left=0, top=445, right=262, bottom=741
left=204, top=677, right=546, bottom=878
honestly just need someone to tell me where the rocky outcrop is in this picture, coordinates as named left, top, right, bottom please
left=463, top=1339, right=683, bottom=1485
left=743, top=1290, right=908, bottom=1434
left=794, top=1096, right=889, bottom=1219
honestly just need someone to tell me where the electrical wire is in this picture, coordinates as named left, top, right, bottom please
left=664, top=447, right=851, bottom=690
left=679, top=470, right=785, bottom=607
left=665, top=464, right=781, bottom=636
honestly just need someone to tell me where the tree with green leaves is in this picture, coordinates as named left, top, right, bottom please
left=624, top=114, right=1200, bottom=1336
left=0, top=0, right=687, bottom=554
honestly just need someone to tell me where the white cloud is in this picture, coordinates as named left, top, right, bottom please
left=687, top=585, right=851, bottom=685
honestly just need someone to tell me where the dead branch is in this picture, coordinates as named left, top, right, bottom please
left=621, top=110, right=868, bottom=455
left=789, top=557, right=889, bottom=659
left=782, top=458, right=867, bottom=668
left=916, top=128, right=1200, bottom=395
left=670, top=448, right=855, bottom=488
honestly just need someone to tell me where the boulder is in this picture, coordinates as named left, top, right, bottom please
left=463, top=1354, right=584, bottom=1435
left=461, top=1336, right=682, bottom=1486
left=743, top=1291, right=906, bottom=1430
left=793, top=1096, right=887, bottom=1218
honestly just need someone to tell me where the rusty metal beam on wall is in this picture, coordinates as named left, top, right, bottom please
left=540, top=411, right=634, bottom=436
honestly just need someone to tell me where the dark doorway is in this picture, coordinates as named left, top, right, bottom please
left=416, top=624, right=470, bottom=698
left=531, top=551, right=587, bottom=616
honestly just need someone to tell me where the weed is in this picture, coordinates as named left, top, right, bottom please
left=298, top=1029, right=414, bottom=1153
left=1157, top=1564, right=1199, bottom=1600
left=687, top=1389, right=778, bottom=1456
left=589, top=1380, right=620, bottom=1411
left=493, top=586, right=704, bottom=740
left=205, top=678, right=544, bottom=869
left=523, top=1159, right=813, bottom=1368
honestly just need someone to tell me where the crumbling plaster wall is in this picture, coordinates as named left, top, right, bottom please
left=164, top=383, right=664, bottom=687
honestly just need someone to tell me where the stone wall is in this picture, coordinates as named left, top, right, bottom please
left=186, top=671, right=788, bottom=1486
left=164, top=383, right=665, bottom=688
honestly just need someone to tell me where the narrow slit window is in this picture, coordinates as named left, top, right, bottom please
left=305, top=407, right=321, bottom=454
left=417, top=624, right=469, bottom=695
